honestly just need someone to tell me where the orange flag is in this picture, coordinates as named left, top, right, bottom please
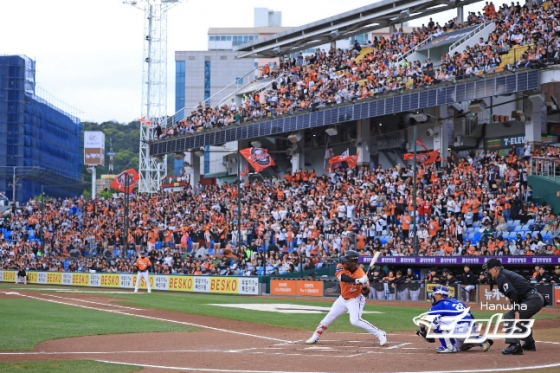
left=239, top=148, right=275, bottom=172
left=110, top=169, right=140, bottom=193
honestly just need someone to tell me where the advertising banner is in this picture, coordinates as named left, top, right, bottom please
left=270, top=279, right=297, bottom=296
left=120, top=274, right=133, bottom=288
left=210, top=277, right=238, bottom=294
left=84, top=131, right=105, bottom=166
left=155, top=275, right=169, bottom=291
left=0, top=271, right=258, bottom=296
left=84, top=148, right=105, bottom=166
left=72, top=273, right=90, bottom=287
left=3, top=270, right=15, bottom=283
left=477, top=285, right=510, bottom=305
left=426, top=283, right=456, bottom=302
left=358, top=256, right=560, bottom=266
left=238, top=278, right=259, bottom=295
left=296, top=280, right=324, bottom=297
left=100, top=274, right=121, bottom=288
left=168, top=275, right=194, bottom=292
left=90, top=273, right=101, bottom=287
left=62, top=273, right=73, bottom=286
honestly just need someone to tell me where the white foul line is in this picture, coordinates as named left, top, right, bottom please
left=95, top=360, right=560, bottom=373
left=387, top=342, right=411, bottom=349
left=4, top=292, right=291, bottom=343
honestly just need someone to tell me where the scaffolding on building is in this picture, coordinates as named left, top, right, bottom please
left=0, top=55, right=84, bottom=202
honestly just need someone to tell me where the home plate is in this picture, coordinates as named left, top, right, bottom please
left=209, top=304, right=383, bottom=314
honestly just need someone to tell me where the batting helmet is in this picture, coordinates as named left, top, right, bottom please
left=340, top=250, right=359, bottom=263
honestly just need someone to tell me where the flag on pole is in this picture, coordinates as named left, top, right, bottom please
left=416, top=138, right=428, bottom=151
left=328, top=150, right=360, bottom=169
left=403, top=149, right=439, bottom=165
left=240, top=166, right=249, bottom=177
left=239, top=148, right=275, bottom=172
left=323, top=141, right=334, bottom=171
left=110, top=169, right=140, bottom=194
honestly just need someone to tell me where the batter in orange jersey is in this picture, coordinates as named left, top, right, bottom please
left=306, top=250, right=387, bottom=346
left=134, top=251, right=151, bottom=293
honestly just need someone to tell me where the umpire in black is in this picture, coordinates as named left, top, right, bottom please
left=483, top=258, right=545, bottom=355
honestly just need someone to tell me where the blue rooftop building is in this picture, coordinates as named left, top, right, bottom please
left=0, top=55, right=84, bottom=205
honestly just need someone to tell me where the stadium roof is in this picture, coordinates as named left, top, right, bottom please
left=0, top=167, right=89, bottom=194
left=234, top=0, right=482, bottom=58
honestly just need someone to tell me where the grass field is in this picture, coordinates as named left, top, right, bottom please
left=2, top=284, right=559, bottom=335
left=0, top=297, right=194, bottom=351
left=0, top=360, right=141, bottom=373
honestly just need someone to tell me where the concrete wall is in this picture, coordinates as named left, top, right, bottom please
left=176, top=51, right=256, bottom=113
left=447, top=22, right=496, bottom=58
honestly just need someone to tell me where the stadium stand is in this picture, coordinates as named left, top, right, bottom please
left=2, top=1, right=560, bottom=280
left=158, top=0, right=560, bottom=139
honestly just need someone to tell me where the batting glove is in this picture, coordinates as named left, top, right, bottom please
left=355, top=276, right=368, bottom=285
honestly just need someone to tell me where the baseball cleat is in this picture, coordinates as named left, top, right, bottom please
left=378, top=331, right=387, bottom=346
left=521, top=342, right=536, bottom=351
left=305, top=337, right=318, bottom=344
left=460, top=344, right=474, bottom=351
left=502, top=343, right=523, bottom=355
left=482, top=339, right=493, bottom=352
left=436, top=346, right=457, bottom=353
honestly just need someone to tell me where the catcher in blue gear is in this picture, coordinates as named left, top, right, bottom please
left=415, top=285, right=493, bottom=353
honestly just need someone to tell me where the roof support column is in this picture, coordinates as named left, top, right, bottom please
left=526, top=93, right=545, bottom=148
left=357, top=118, right=371, bottom=167
left=457, top=6, right=464, bottom=25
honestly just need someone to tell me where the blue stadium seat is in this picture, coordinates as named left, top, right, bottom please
left=502, top=232, right=510, bottom=238
left=155, top=241, right=162, bottom=251
left=513, top=226, right=522, bottom=231
left=513, top=220, right=521, bottom=226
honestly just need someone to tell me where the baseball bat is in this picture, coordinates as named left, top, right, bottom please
left=369, top=251, right=381, bottom=270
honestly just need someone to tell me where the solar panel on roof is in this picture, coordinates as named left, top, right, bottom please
left=517, top=72, right=528, bottom=91
left=150, top=70, right=540, bottom=155
left=528, top=70, right=539, bottom=89
left=427, top=90, right=437, bottom=108
left=300, top=114, right=311, bottom=129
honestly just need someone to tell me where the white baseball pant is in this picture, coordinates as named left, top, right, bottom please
left=398, top=289, right=409, bottom=300
left=16, top=276, right=27, bottom=285
left=134, top=270, right=151, bottom=292
left=409, top=288, right=421, bottom=301
left=462, top=285, right=475, bottom=302
left=309, top=294, right=384, bottom=341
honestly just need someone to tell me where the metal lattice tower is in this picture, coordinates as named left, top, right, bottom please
left=124, top=0, right=182, bottom=193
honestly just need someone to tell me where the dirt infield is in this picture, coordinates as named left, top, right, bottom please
left=2, top=290, right=560, bottom=373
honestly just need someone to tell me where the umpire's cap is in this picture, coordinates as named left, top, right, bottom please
left=340, top=250, right=359, bottom=263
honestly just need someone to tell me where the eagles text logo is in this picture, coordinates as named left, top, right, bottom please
left=412, top=308, right=534, bottom=343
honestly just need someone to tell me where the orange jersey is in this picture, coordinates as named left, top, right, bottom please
left=135, top=257, right=151, bottom=271
left=335, top=264, right=368, bottom=299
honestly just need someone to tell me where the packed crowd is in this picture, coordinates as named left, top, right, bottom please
left=157, top=1, right=560, bottom=139
left=1, top=138, right=560, bottom=278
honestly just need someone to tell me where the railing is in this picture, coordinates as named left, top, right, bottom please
left=394, top=35, right=433, bottom=66
left=531, top=156, right=560, bottom=182
left=449, top=22, right=491, bottom=52
left=166, top=66, right=261, bottom=127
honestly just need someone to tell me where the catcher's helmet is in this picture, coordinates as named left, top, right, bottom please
left=340, top=250, right=359, bottom=263
left=432, top=285, right=449, bottom=297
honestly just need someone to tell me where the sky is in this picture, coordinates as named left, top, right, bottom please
left=1, top=0, right=485, bottom=123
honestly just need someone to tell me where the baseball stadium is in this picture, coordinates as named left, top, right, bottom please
left=2, top=0, right=560, bottom=372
